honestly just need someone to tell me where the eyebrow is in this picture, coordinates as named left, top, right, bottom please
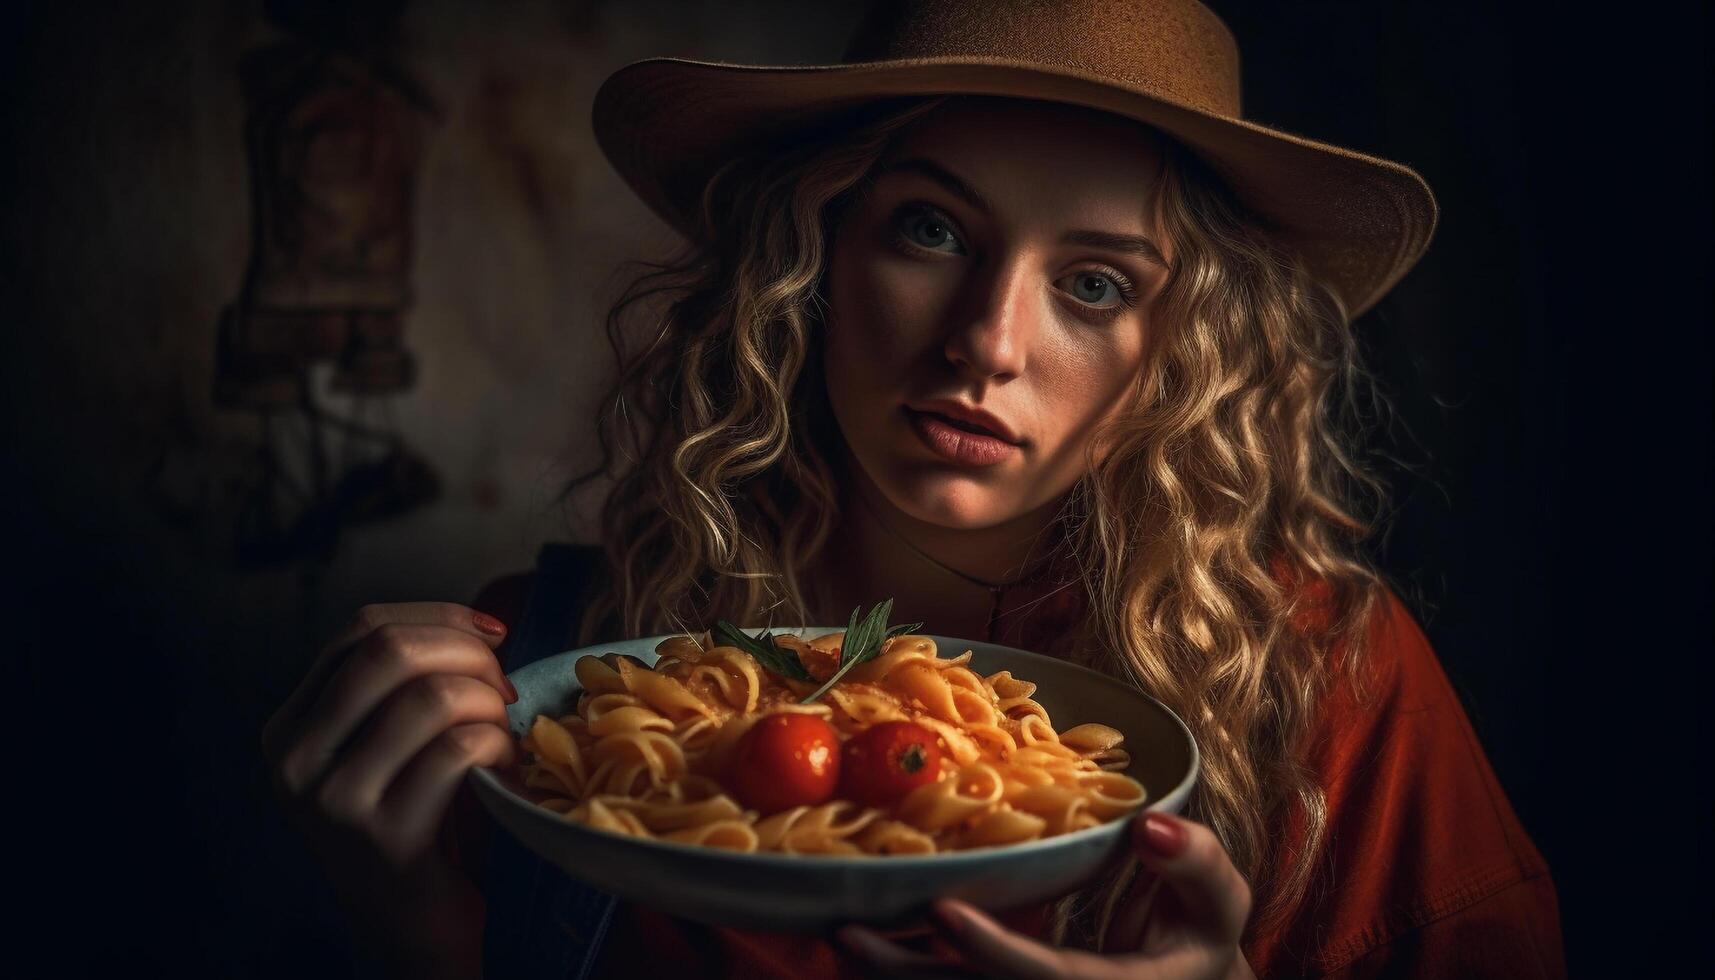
left=873, top=156, right=1170, bottom=269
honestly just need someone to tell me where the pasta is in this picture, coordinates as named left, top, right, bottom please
left=517, top=631, right=1147, bottom=854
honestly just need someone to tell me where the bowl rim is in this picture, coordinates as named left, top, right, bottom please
left=468, top=629, right=1201, bottom=868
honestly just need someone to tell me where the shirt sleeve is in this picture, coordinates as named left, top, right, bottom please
left=1323, top=873, right=1565, bottom=979
left=1244, top=589, right=1566, bottom=978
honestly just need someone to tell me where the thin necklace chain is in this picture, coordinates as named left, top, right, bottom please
left=852, top=488, right=1063, bottom=641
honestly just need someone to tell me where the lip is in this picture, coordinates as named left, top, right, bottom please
left=904, top=405, right=1023, bottom=467
left=908, top=400, right=1022, bottom=445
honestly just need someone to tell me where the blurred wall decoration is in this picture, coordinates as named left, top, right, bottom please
left=216, top=4, right=440, bottom=563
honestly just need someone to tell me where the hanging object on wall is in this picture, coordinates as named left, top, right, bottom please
left=215, top=8, right=440, bottom=566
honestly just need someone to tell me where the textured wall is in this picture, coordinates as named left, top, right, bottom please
left=6, top=0, right=867, bottom=616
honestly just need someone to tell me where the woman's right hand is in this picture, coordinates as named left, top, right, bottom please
left=262, top=602, right=520, bottom=980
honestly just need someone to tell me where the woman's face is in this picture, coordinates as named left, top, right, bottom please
left=822, top=97, right=1173, bottom=531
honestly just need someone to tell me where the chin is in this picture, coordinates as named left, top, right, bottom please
left=879, top=469, right=1020, bottom=531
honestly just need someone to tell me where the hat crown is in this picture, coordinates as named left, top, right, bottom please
left=841, top=0, right=1242, bottom=117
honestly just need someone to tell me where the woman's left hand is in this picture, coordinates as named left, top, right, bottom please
left=838, top=812, right=1256, bottom=979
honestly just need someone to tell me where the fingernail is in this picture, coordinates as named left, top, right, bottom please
left=473, top=612, right=508, bottom=636
left=502, top=676, right=520, bottom=704
left=1138, top=813, right=1188, bottom=857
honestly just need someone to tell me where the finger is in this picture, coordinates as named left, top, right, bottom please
left=1104, top=869, right=1163, bottom=952
left=376, top=722, right=517, bottom=863
left=274, top=627, right=515, bottom=798
left=264, top=602, right=508, bottom=759
left=836, top=926, right=977, bottom=980
left=279, top=603, right=509, bottom=727
left=930, top=900, right=1084, bottom=980
left=334, top=602, right=509, bottom=654
left=315, top=675, right=511, bottom=822
left=1131, top=813, right=1252, bottom=945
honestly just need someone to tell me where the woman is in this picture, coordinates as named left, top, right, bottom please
left=263, top=2, right=1564, bottom=977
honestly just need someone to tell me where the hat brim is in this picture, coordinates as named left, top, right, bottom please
left=593, top=56, right=1438, bottom=319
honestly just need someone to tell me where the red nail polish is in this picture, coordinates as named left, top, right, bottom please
left=1139, top=813, right=1189, bottom=857
left=473, top=612, right=507, bottom=636
left=502, top=676, right=520, bottom=704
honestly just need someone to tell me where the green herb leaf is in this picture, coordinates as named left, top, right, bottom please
left=799, top=599, right=920, bottom=704
left=711, top=620, right=814, bottom=683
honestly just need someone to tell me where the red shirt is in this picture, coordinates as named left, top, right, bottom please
left=469, top=570, right=1564, bottom=978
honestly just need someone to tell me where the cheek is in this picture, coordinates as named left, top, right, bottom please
left=1031, top=325, right=1150, bottom=462
left=826, top=258, right=947, bottom=372
left=1074, top=329, right=1148, bottom=407
left=822, top=240, right=953, bottom=406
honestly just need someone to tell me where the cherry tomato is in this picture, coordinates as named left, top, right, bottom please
left=728, top=713, right=841, bottom=814
left=838, top=721, right=944, bottom=810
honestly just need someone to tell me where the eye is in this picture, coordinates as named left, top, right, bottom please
left=892, top=204, right=966, bottom=255
left=1055, top=270, right=1138, bottom=311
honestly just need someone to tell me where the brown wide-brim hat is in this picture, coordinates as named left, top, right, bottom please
left=592, top=0, right=1438, bottom=319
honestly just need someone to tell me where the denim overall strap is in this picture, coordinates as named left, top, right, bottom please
left=481, top=543, right=618, bottom=980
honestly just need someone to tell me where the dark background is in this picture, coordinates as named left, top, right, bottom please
left=6, top=1, right=1708, bottom=976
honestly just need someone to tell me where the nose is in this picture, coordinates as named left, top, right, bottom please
left=943, top=255, right=1035, bottom=383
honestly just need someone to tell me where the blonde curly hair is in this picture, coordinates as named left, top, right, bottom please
left=569, top=93, right=1385, bottom=941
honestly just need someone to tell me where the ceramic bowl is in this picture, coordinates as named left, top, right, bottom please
left=468, top=629, right=1198, bottom=932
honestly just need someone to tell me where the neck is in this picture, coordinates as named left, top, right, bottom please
left=812, top=451, right=1068, bottom=637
